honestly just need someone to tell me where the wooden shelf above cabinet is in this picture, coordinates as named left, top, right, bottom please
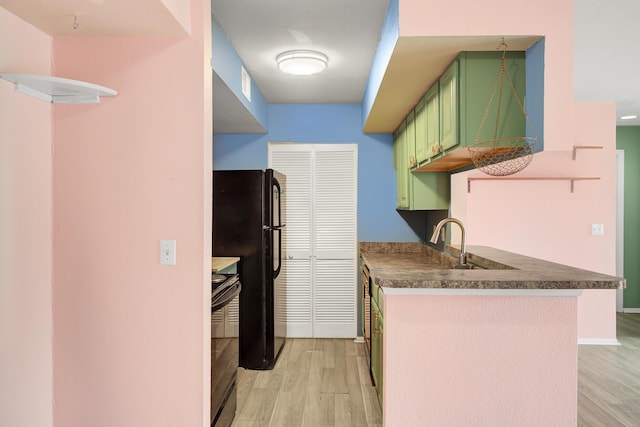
left=467, top=177, right=600, bottom=193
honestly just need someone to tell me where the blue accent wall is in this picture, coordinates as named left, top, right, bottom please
left=211, top=17, right=269, bottom=129
left=526, top=38, right=545, bottom=152
left=214, top=103, right=421, bottom=242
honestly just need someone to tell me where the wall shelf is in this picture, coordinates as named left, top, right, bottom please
left=467, top=177, right=600, bottom=193
left=0, top=73, right=117, bottom=104
left=572, top=145, right=603, bottom=160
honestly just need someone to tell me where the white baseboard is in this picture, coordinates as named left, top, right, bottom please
left=354, top=336, right=364, bottom=343
left=578, top=338, right=621, bottom=346
left=623, top=308, right=640, bottom=314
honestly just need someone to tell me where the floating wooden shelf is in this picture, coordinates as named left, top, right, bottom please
left=572, top=145, right=603, bottom=160
left=467, top=177, right=601, bottom=193
left=0, top=73, right=117, bottom=104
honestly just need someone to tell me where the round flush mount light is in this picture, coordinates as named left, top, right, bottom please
left=276, top=50, right=328, bottom=76
left=620, top=115, right=638, bottom=120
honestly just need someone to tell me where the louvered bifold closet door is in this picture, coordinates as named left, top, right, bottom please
left=313, top=145, right=357, bottom=338
left=269, top=145, right=313, bottom=337
left=270, top=143, right=357, bottom=338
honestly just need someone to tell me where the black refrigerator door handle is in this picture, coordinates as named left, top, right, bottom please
left=274, top=228, right=282, bottom=279
left=263, top=224, right=286, bottom=231
left=263, top=224, right=285, bottom=278
left=272, top=177, right=283, bottom=279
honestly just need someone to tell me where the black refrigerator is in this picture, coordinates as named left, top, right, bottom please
left=212, top=169, right=286, bottom=370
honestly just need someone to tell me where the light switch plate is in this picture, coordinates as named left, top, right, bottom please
left=160, top=239, right=176, bottom=265
left=591, top=224, right=604, bottom=236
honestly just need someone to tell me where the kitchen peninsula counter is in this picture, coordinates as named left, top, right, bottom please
left=359, top=242, right=622, bottom=426
left=360, top=242, right=623, bottom=293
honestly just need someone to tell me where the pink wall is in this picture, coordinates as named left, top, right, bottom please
left=399, top=0, right=618, bottom=340
left=51, top=0, right=212, bottom=425
left=451, top=102, right=618, bottom=340
left=0, top=8, right=54, bottom=427
left=384, top=294, right=578, bottom=425
left=399, top=0, right=575, bottom=152
left=161, top=0, right=192, bottom=33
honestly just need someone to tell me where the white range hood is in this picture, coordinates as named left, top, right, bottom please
left=0, top=73, right=117, bottom=104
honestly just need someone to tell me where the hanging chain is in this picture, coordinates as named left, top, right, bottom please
left=492, top=49, right=506, bottom=141
left=473, top=40, right=538, bottom=146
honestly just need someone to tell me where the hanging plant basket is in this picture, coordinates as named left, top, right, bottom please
left=468, top=136, right=536, bottom=176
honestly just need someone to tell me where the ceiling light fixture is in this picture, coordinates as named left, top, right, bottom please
left=620, top=115, right=638, bottom=120
left=276, top=50, right=328, bottom=76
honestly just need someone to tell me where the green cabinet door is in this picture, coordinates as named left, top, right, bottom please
left=414, top=83, right=441, bottom=168
left=406, top=109, right=417, bottom=169
left=425, top=83, right=440, bottom=161
left=393, top=120, right=409, bottom=209
left=414, top=96, right=427, bottom=164
left=439, top=60, right=459, bottom=152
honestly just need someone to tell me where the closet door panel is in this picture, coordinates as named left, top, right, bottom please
left=313, top=146, right=357, bottom=337
left=270, top=145, right=313, bottom=337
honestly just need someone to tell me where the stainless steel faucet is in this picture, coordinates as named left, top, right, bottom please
left=430, top=217, right=467, bottom=267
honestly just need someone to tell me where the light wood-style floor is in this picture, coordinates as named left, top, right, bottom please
left=232, top=339, right=381, bottom=427
left=232, top=313, right=640, bottom=426
left=578, top=313, right=640, bottom=426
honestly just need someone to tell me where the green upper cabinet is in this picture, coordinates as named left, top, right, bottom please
left=392, top=50, right=525, bottom=209
left=412, top=51, right=526, bottom=172
left=393, top=117, right=450, bottom=211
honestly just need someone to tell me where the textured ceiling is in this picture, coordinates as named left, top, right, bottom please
left=211, top=0, right=390, bottom=105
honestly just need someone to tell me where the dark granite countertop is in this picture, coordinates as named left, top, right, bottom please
left=360, top=242, right=624, bottom=291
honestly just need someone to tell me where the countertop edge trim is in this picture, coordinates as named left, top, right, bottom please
left=381, top=288, right=583, bottom=297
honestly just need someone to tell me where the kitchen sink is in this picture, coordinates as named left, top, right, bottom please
left=423, top=247, right=516, bottom=270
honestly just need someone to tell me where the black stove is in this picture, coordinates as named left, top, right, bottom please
left=210, top=273, right=241, bottom=426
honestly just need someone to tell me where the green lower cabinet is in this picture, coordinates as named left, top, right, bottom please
left=371, top=295, right=383, bottom=407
